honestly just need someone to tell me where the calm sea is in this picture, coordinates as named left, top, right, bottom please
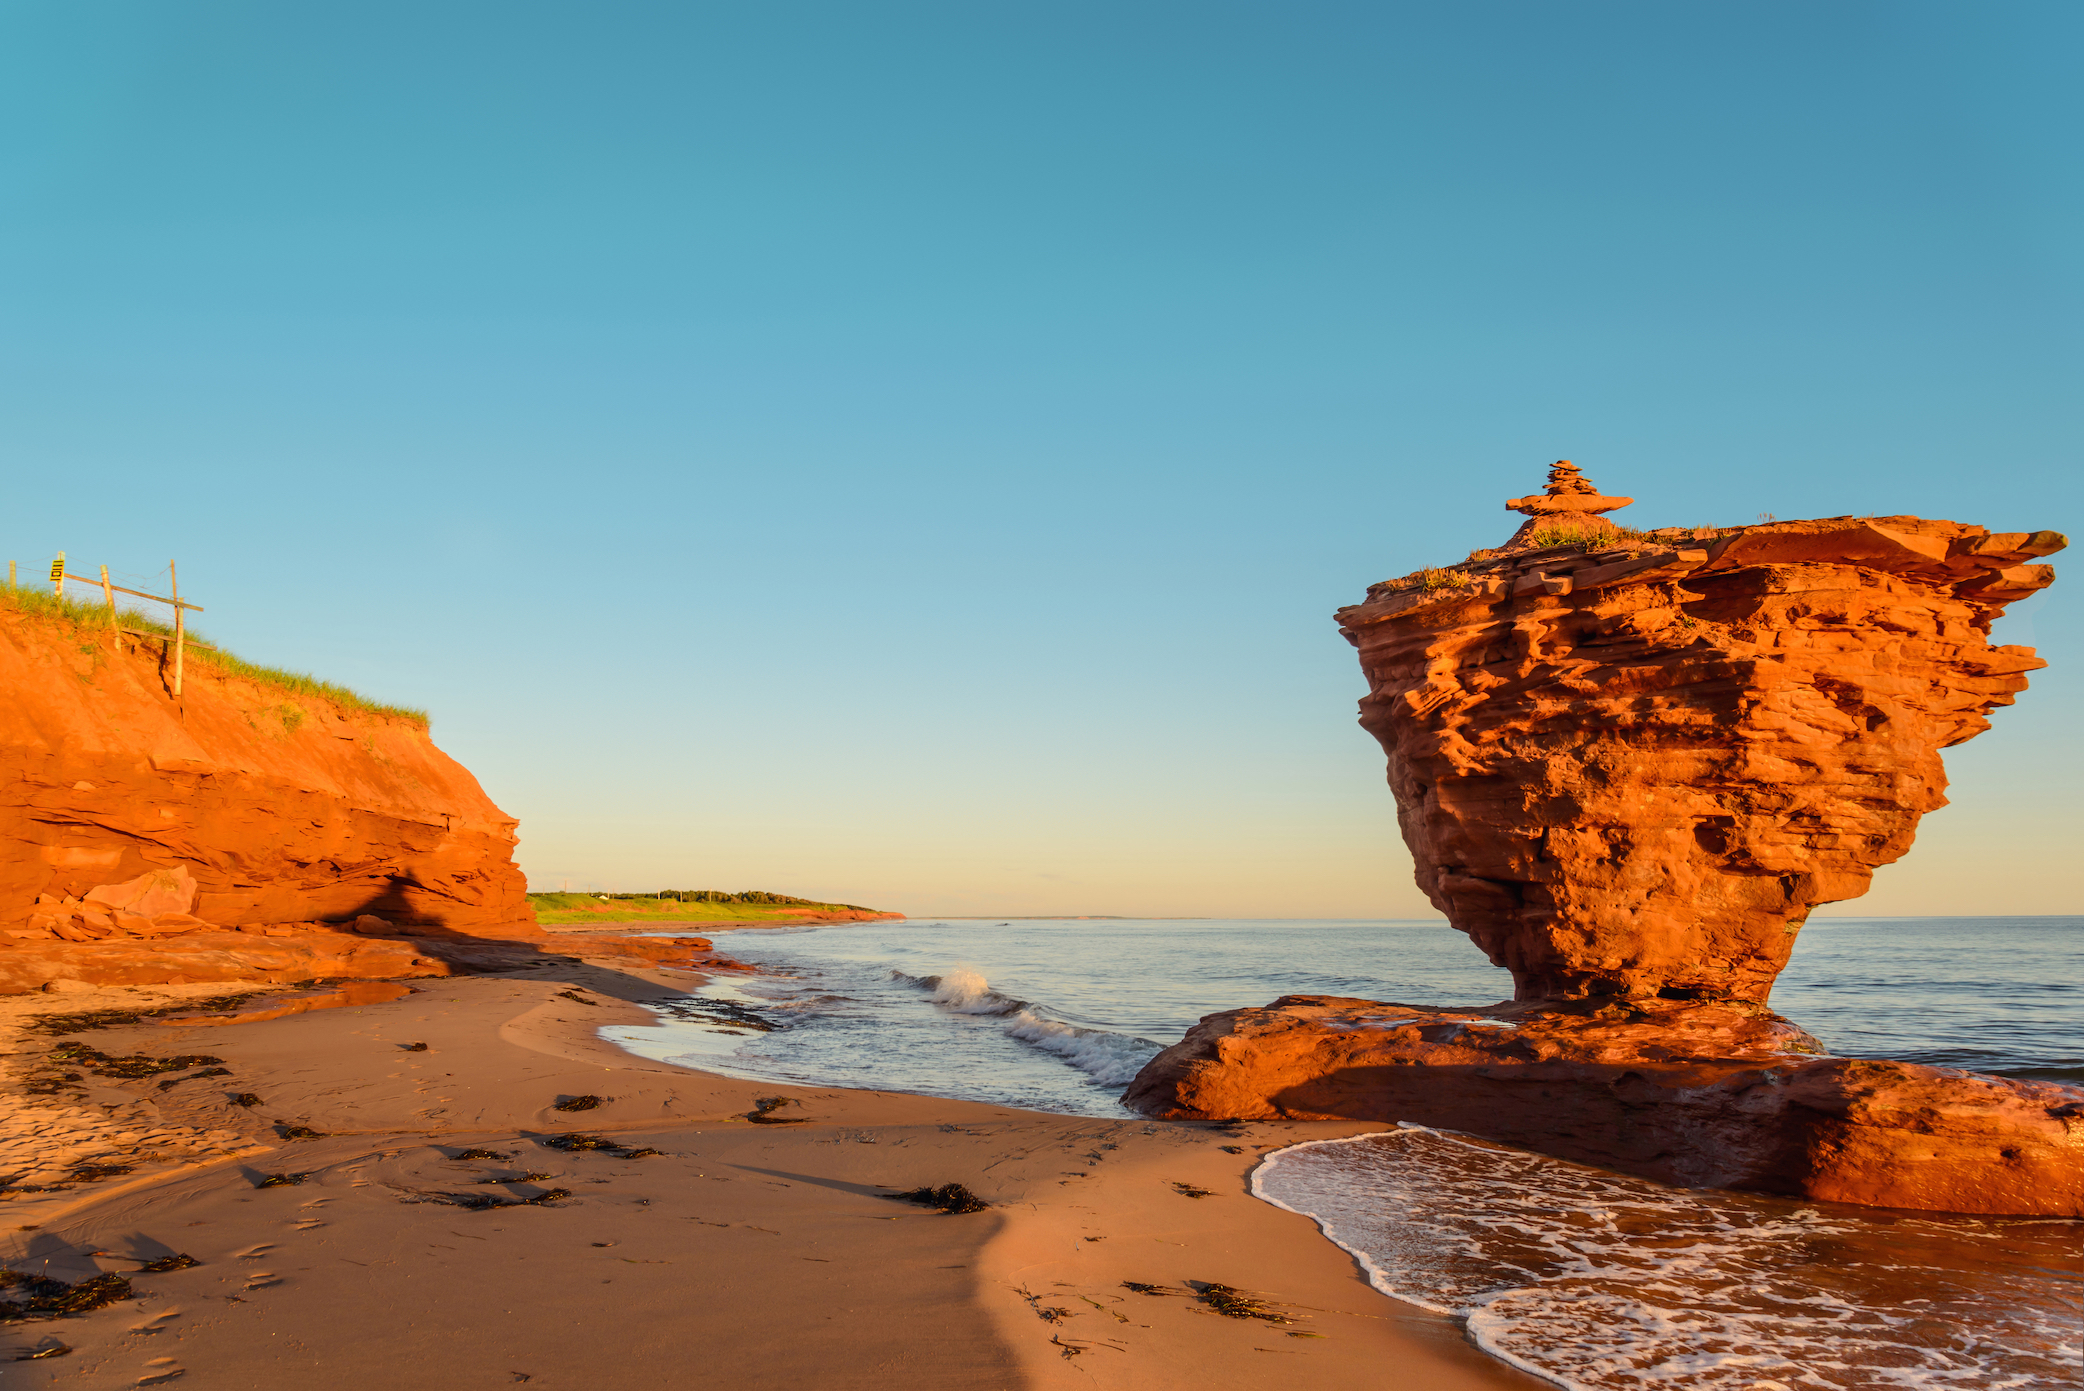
left=604, top=916, right=2082, bottom=1391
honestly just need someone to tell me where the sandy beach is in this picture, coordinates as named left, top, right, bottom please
left=2, top=942, right=1543, bottom=1390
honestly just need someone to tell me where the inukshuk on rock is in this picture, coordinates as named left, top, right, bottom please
left=1125, top=465, right=2083, bottom=1216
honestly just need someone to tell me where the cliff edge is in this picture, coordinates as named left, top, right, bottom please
left=0, top=600, right=536, bottom=992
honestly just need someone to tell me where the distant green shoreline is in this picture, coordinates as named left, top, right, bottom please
left=528, top=890, right=889, bottom=926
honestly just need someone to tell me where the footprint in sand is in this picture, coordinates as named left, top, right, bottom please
left=243, top=1273, right=282, bottom=1290
left=137, top=1356, right=185, bottom=1384
left=128, top=1308, right=181, bottom=1334
left=233, top=1243, right=275, bottom=1259
left=292, top=1219, right=326, bottom=1230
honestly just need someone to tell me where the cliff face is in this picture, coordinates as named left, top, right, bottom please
left=0, top=604, right=535, bottom=990
left=1337, top=514, right=2059, bottom=1003
left=1123, top=472, right=2078, bottom=1214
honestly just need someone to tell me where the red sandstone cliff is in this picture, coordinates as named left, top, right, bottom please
left=0, top=603, right=536, bottom=991
left=1123, top=467, right=2079, bottom=1215
left=1339, top=510, right=2059, bottom=1003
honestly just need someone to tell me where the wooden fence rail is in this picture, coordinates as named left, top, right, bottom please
left=12, top=553, right=205, bottom=697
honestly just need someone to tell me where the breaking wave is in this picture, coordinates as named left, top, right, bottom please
left=1253, top=1126, right=2082, bottom=1391
left=895, top=967, right=1163, bottom=1087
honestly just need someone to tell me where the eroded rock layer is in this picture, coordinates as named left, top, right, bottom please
left=1123, top=488, right=2078, bottom=1214
left=1, top=605, right=536, bottom=992
left=1339, top=514, right=2060, bottom=1003
left=1123, top=995, right=2084, bottom=1216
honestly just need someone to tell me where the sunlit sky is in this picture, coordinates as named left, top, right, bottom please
left=4, top=2, right=2076, bottom=917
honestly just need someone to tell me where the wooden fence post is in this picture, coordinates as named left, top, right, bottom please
left=170, top=560, right=184, bottom=697
left=99, top=566, right=123, bottom=651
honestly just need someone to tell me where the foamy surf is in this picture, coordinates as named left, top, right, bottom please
left=896, top=967, right=1164, bottom=1087
left=1252, top=1126, right=2081, bottom=1391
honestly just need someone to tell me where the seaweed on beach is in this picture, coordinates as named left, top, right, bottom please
left=746, top=1097, right=805, bottom=1125
left=1121, top=1281, right=1181, bottom=1297
left=0, top=1271, right=133, bottom=1322
left=1170, top=1181, right=1215, bottom=1199
left=540, top=1133, right=656, bottom=1158
left=254, top=1173, right=308, bottom=1188
left=132, top=1255, right=200, bottom=1273
left=13, top=1340, right=71, bottom=1360
left=64, top=1164, right=132, bottom=1183
left=403, top=1042, right=429, bottom=1052
left=475, top=1172, right=553, bottom=1184
left=556, top=990, right=600, bottom=1007
left=230, top=1092, right=263, bottom=1108
left=883, top=1183, right=989, bottom=1215
left=1196, top=1283, right=1294, bottom=1324
left=277, top=1125, right=326, bottom=1140
left=655, top=996, right=777, bottom=1033
left=22, top=1071, right=84, bottom=1097
left=158, top=1066, right=233, bottom=1090
left=430, top=1187, right=573, bottom=1211
left=25, top=993, right=263, bottom=1036
left=452, top=1148, right=508, bottom=1161
left=48, top=1042, right=224, bottom=1079
left=553, top=1095, right=605, bottom=1112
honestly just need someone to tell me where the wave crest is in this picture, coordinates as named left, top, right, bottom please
left=895, top=967, right=1163, bottom=1086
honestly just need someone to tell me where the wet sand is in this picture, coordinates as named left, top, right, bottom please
left=1, top=950, right=1545, bottom=1390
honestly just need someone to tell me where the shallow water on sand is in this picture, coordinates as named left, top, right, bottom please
left=1254, top=1128, right=2081, bottom=1391
left=603, top=915, right=2082, bottom=1391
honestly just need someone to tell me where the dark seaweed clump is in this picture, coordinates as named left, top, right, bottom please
left=746, top=1096, right=804, bottom=1125
left=553, top=1095, right=605, bottom=1112
left=436, top=1188, right=573, bottom=1211
left=1199, top=1283, right=1293, bottom=1323
left=402, top=1042, right=429, bottom=1051
left=159, top=1066, right=233, bottom=1090
left=254, top=1173, right=308, bottom=1188
left=0, top=1270, right=134, bottom=1322
left=1171, top=1181, right=1215, bottom=1199
left=133, top=1255, right=200, bottom=1273
left=541, top=1133, right=658, bottom=1158
left=14, top=1340, right=71, bottom=1360
left=25, top=994, right=261, bottom=1036
left=49, top=1042, right=224, bottom=1079
left=884, top=1183, right=989, bottom=1215
left=22, top=1071, right=84, bottom=1098
left=278, top=1126, right=326, bottom=1140
left=65, top=1164, right=132, bottom=1183
left=230, top=1093, right=263, bottom=1108
left=451, top=1148, right=507, bottom=1161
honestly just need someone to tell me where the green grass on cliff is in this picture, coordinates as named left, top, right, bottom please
left=528, top=891, right=885, bottom=925
left=1, top=581, right=431, bottom=727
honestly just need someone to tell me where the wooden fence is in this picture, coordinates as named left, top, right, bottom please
left=9, top=553, right=206, bottom=696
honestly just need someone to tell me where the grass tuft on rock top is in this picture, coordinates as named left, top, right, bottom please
left=0, top=583, right=429, bottom=727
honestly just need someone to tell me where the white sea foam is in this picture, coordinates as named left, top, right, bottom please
left=1000, top=1011, right=1161, bottom=1087
left=896, top=967, right=1163, bottom=1087
left=1253, top=1127, right=2081, bottom=1391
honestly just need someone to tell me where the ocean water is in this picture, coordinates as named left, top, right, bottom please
left=602, top=915, right=2082, bottom=1391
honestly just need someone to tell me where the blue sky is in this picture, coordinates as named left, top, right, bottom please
left=3, top=1, right=2076, bottom=916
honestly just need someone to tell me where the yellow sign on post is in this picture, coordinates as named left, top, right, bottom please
left=49, top=552, right=65, bottom=596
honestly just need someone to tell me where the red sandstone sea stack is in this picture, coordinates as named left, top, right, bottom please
left=1124, top=466, right=2082, bottom=1216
